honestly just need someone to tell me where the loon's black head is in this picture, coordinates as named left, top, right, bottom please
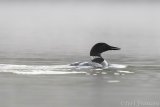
left=90, top=43, right=120, bottom=56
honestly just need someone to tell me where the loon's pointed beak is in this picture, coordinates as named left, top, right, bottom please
left=110, top=46, right=120, bottom=50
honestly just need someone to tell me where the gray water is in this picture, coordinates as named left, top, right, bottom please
left=0, top=1, right=160, bottom=107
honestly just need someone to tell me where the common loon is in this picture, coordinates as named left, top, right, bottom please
left=70, top=42, right=120, bottom=68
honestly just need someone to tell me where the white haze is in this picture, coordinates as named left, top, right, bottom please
left=0, top=2, right=160, bottom=56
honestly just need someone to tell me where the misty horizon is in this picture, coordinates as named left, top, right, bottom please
left=0, top=0, right=160, bottom=3
left=0, top=1, right=160, bottom=58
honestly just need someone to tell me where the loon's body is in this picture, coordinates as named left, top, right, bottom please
left=70, top=43, right=120, bottom=68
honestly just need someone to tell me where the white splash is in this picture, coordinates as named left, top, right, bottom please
left=13, top=70, right=86, bottom=75
left=109, top=64, right=127, bottom=69
left=107, top=80, right=120, bottom=83
left=0, top=63, right=128, bottom=75
left=118, top=70, right=134, bottom=73
left=114, top=73, right=120, bottom=75
left=0, top=64, right=86, bottom=75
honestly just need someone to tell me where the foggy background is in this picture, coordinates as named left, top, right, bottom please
left=0, top=0, right=160, bottom=58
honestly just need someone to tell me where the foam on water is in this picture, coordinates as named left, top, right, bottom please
left=107, top=80, right=120, bottom=83
left=13, top=71, right=86, bottom=75
left=118, top=70, right=134, bottom=73
left=0, top=64, right=83, bottom=75
left=0, top=63, right=128, bottom=75
left=109, top=64, right=127, bottom=69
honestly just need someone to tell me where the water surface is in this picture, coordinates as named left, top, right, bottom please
left=0, top=1, right=160, bottom=107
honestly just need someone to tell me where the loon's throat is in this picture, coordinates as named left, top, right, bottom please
left=91, top=56, right=104, bottom=64
left=91, top=56, right=109, bottom=68
left=91, top=56, right=101, bottom=60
